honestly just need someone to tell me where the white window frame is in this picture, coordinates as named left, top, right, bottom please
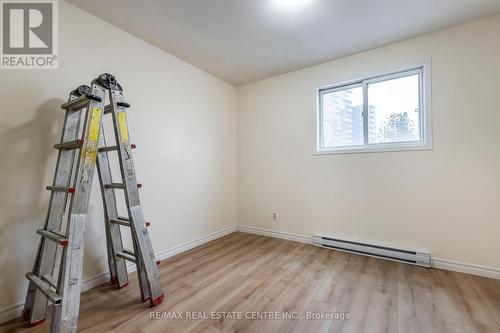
left=314, top=64, right=432, bottom=155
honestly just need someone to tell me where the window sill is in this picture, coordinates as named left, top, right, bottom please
left=314, top=142, right=432, bottom=155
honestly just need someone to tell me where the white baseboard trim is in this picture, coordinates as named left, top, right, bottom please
left=237, top=225, right=312, bottom=244
left=432, top=258, right=500, bottom=280
left=236, top=225, right=500, bottom=280
left=155, top=225, right=238, bottom=262
left=0, top=302, right=23, bottom=326
left=0, top=225, right=238, bottom=324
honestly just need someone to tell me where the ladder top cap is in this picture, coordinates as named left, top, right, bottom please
left=95, top=73, right=122, bottom=91
left=70, top=85, right=91, bottom=98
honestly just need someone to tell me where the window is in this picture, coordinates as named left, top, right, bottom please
left=316, top=66, right=431, bottom=154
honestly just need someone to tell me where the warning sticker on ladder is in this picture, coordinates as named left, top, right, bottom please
left=81, top=107, right=102, bottom=183
left=117, top=111, right=135, bottom=180
left=123, top=147, right=135, bottom=181
left=118, top=112, right=129, bottom=143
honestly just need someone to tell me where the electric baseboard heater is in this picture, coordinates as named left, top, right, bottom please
left=313, top=235, right=431, bottom=267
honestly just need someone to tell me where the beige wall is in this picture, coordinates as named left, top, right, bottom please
left=237, top=15, right=500, bottom=269
left=0, top=1, right=237, bottom=312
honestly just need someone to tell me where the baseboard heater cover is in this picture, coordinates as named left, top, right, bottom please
left=313, top=235, right=431, bottom=267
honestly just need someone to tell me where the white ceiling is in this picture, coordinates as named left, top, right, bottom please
left=68, top=0, right=500, bottom=85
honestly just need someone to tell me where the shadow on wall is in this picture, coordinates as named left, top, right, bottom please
left=0, top=98, right=63, bottom=309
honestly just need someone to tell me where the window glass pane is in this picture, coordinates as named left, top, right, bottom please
left=367, top=73, right=421, bottom=144
left=321, top=86, right=363, bottom=148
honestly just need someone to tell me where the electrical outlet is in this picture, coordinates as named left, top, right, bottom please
left=272, top=212, right=279, bottom=221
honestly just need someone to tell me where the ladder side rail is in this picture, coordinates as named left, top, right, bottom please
left=96, top=124, right=129, bottom=287
left=107, top=88, right=151, bottom=301
left=131, top=230, right=151, bottom=301
left=108, top=88, right=163, bottom=304
left=25, top=94, right=84, bottom=324
left=53, top=82, right=106, bottom=333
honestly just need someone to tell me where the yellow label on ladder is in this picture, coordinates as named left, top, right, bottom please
left=118, top=111, right=129, bottom=143
left=89, top=107, right=102, bottom=142
left=81, top=107, right=102, bottom=183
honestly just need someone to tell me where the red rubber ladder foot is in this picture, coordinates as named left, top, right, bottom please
left=30, top=319, right=46, bottom=327
left=119, top=282, right=129, bottom=289
left=110, top=276, right=118, bottom=285
left=149, top=294, right=164, bottom=307
left=21, top=309, right=31, bottom=321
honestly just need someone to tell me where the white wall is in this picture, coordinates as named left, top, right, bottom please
left=0, top=1, right=237, bottom=314
left=237, top=15, right=500, bottom=270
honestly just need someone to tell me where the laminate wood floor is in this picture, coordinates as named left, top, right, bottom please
left=2, top=232, right=500, bottom=333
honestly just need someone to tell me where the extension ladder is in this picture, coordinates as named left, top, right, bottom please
left=22, top=74, right=164, bottom=333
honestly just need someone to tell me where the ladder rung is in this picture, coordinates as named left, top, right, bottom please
left=61, top=94, right=102, bottom=111
left=98, top=144, right=136, bottom=152
left=61, top=96, right=89, bottom=111
left=104, top=183, right=124, bottom=189
left=110, top=218, right=151, bottom=228
left=41, top=274, right=57, bottom=289
left=98, top=146, right=118, bottom=152
left=117, top=101, right=130, bottom=108
left=37, top=230, right=69, bottom=246
left=103, top=102, right=130, bottom=114
left=54, top=139, right=83, bottom=150
left=116, top=252, right=136, bottom=263
left=46, top=186, right=76, bottom=194
left=25, top=273, right=62, bottom=305
left=123, top=248, right=135, bottom=256
left=110, top=218, right=130, bottom=227
left=104, top=183, right=142, bottom=189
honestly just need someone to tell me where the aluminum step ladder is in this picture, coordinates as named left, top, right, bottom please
left=22, top=74, right=164, bottom=333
